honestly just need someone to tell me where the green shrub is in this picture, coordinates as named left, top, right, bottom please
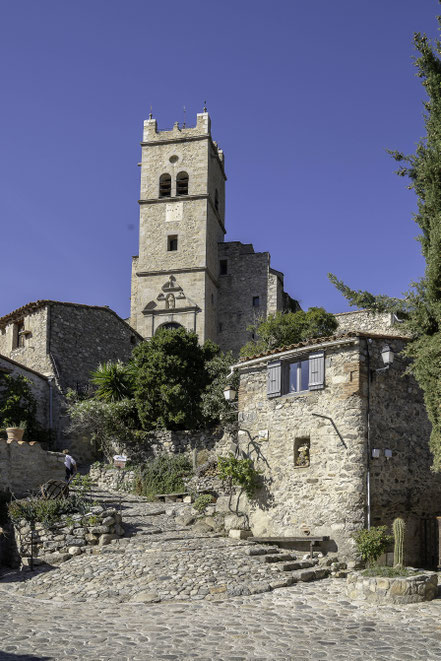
left=137, top=454, right=193, bottom=500
left=361, top=566, right=412, bottom=578
left=193, top=493, right=214, bottom=513
left=8, top=496, right=87, bottom=528
left=217, top=454, right=261, bottom=499
left=353, top=526, right=393, bottom=566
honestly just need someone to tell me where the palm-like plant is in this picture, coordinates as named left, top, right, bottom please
left=90, top=361, right=134, bottom=402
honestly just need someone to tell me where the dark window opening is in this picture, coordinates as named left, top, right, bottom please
left=211, top=293, right=214, bottom=305
left=252, top=296, right=260, bottom=307
left=168, top=235, right=178, bottom=251
left=157, top=322, right=182, bottom=332
left=176, top=171, right=189, bottom=196
left=294, top=438, right=310, bottom=468
left=219, top=259, right=228, bottom=275
left=219, top=322, right=223, bottom=332
left=13, top=320, right=25, bottom=349
left=215, top=189, right=219, bottom=211
left=159, top=173, right=171, bottom=197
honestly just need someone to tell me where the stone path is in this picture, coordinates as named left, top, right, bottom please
left=0, top=488, right=440, bottom=660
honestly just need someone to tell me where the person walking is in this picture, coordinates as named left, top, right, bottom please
left=63, top=449, right=77, bottom=483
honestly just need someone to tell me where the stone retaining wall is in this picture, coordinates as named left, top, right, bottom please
left=346, top=570, right=438, bottom=604
left=13, top=505, right=124, bottom=567
left=90, top=466, right=136, bottom=492
left=0, top=440, right=65, bottom=498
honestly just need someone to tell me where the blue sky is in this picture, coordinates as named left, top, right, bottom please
left=0, top=0, right=439, bottom=320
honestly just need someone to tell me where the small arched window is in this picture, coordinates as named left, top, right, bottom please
left=159, top=173, right=171, bottom=198
left=176, top=171, right=189, bottom=196
left=215, top=189, right=219, bottom=211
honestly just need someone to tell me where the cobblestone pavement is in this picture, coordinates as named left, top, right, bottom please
left=0, top=490, right=440, bottom=660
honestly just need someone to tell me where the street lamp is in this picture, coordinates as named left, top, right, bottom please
left=381, top=344, right=394, bottom=368
left=223, top=385, right=237, bottom=401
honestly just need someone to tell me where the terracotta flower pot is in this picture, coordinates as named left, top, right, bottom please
left=6, top=427, right=25, bottom=442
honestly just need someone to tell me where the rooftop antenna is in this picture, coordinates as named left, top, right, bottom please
left=149, top=104, right=153, bottom=120
left=203, top=100, right=207, bottom=112
left=183, top=105, right=186, bottom=128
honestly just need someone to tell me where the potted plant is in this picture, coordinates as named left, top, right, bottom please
left=4, top=420, right=27, bottom=442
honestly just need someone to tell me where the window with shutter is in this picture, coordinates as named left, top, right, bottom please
left=267, top=361, right=282, bottom=397
left=308, top=352, right=325, bottom=390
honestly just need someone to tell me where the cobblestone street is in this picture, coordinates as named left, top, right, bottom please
left=1, top=490, right=440, bottom=660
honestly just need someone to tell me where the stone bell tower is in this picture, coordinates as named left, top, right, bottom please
left=130, top=109, right=226, bottom=343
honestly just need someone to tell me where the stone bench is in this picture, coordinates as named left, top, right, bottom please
left=249, top=536, right=329, bottom=559
left=155, top=489, right=215, bottom=503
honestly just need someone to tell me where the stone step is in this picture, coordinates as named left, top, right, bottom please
left=245, top=546, right=282, bottom=557
left=268, top=566, right=329, bottom=589
left=259, top=553, right=298, bottom=564
left=270, top=559, right=317, bottom=572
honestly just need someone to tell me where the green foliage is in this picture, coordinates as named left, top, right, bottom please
left=200, top=341, right=238, bottom=427
left=328, top=11, right=441, bottom=471
left=361, top=565, right=412, bottom=578
left=90, top=360, right=135, bottom=402
left=70, top=473, right=92, bottom=498
left=240, top=308, right=338, bottom=358
left=132, top=329, right=232, bottom=431
left=353, top=526, right=393, bottom=566
left=0, top=374, right=38, bottom=435
left=193, top=493, right=214, bottom=513
left=136, top=453, right=193, bottom=500
left=8, top=496, right=87, bottom=528
left=393, top=517, right=406, bottom=568
left=66, top=394, right=142, bottom=460
left=217, top=453, right=261, bottom=499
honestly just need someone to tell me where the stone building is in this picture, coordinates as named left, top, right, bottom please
left=234, top=331, right=441, bottom=566
left=129, top=110, right=299, bottom=355
left=0, top=300, right=141, bottom=449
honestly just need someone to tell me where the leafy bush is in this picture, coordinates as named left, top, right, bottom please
left=217, top=454, right=261, bottom=499
left=8, top=495, right=87, bottom=528
left=137, top=454, right=193, bottom=500
left=240, top=308, right=338, bottom=358
left=193, top=493, right=214, bottom=513
left=353, top=526, right=393, bottom=566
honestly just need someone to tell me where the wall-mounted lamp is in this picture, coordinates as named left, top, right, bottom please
left=223, top=385, right=237, bottom=401
left=373, top=344, right=395, bottom=374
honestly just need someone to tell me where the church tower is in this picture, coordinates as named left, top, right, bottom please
left=130, top=110, right=226, bottom=343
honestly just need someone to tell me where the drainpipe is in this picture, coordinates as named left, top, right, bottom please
left=48, top=377, right=54, bottom=430
left=365, top=338, right=372, bottom=530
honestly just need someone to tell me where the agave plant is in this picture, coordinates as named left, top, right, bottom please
left=90, top=360, right=134, bottom=402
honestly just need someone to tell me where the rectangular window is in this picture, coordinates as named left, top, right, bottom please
left=252, top=296, right=260, bottom=307
left=12, top=320, right=25, bottom=349
left=267, top=352, right=324, bottom=398
left=219, top=259, right=228, bottom=275
left=167, top=235, right=178, bottom=251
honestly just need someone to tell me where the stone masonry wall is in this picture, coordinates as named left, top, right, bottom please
left=0, top=440, right=65, bottom=498
left=335, top=310, right=410, bottom=336
left=217, top=243, right=270, bottom=356
left=237, top=341, right=368, bottom=558
left=49, top=303, right=139, bottom=394
left=365, top=337, right=441, bottom=566
left=0, top=307, right=53, bottom=376
left=13, top=505, right=124, bottom=567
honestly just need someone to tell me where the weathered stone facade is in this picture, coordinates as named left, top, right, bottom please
left=0, top=440, right=65, bottom=498
left=335, top=310, right=410, bottom=336
left=129, top=111, right=298, bottom=354
left=234, top=333, right=441, bottom=565
left=0, top=301, right=141, bottom=448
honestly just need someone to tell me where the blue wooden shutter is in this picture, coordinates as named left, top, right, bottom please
left=267, top=361, right=282, bottom=397
left=309, top=352, right=324, bottom=390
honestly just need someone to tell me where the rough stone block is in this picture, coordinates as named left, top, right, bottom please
left=229, top=529, right=252, bottom=539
